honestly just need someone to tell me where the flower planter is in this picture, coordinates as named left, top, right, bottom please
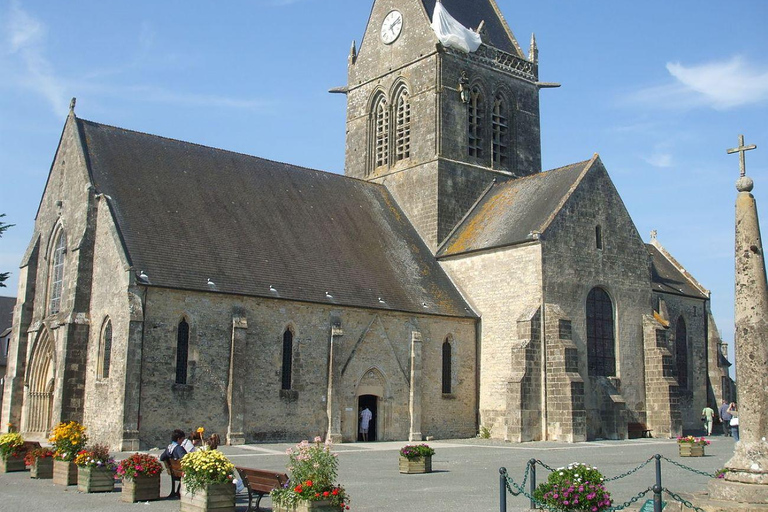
left=121, top=474, right=161, bottom=502
left=180, top=482, right=236, bottom=512
left=274, top=500, right=337, bottom=512
left=30, top=458, right=54, bottom=479
left=0, top=455, right=27, bottom=473
left=77, top=466, right=116, bottom=492
left=399, top=455, right=432, bottom=474
left=53, top=459, right=78, bottom=485
left=679, top=444, right=705, bottom=457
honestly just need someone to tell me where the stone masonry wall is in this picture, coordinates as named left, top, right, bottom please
left=642, top=315, right=682, bottom=438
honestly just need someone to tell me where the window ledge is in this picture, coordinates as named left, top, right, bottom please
left=280, top=389, right=299, bottom=402
left=442, top=393, right=456, bottom=400
left=172, top=383, right=194, bottom=392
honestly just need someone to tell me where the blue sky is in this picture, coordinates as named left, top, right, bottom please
left=1, top=0, right=767, bottom=363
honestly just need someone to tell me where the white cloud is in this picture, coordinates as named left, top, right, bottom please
left=643, top=153, right=673, bottom=168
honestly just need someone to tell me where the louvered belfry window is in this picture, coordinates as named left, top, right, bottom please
left=586, top=287, right=615, bottom=376
left=374, top=95, right=389, bottom=170
left=492, top=95, right=509, bottom=168
left=395, top=88, right=411, bottom=161
left=49, top=230, right=66, bottom=315
left=175, top=319, right=189, bottom=384
left=468, top=86, right=484, bottom=158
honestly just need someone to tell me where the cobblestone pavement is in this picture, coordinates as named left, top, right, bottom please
left=0, top=435, right=735, bottom=511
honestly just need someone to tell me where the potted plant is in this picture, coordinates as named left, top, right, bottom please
left=398, top=444, right=435, bottom=474
left=677, top=436, right=710, bottom=457
left=0, top=432, right=26, bottom=473
left=49, top=421, right=87, bottom=485
left=533, top=462, right=613, bottom=512
left=117, top=453, right=163, bottom=502
left=75, top=444, right=117, bottom=492
left=179, top=448, right=237, bottom=512
left=25, top=447, right=55, bottom=478
left=271, top=437, right=350, bottom=512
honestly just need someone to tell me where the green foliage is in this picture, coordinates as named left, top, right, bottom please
left=399, top=444, right=435, bottom=460
left=0, top=214, right=13, bottom=288
left=533, top=462, right=612, bottom=511
left=478, top=425, right=491, bottom=439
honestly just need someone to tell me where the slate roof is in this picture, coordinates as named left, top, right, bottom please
left=77, top=118, right=474, bottom=318
left=421, top=0, right=522, bottom=56
left=0, top=296, right=15, bottom=334
left=438, top=160, right=592, bottom=257
left=647, top=244, right=708, bottom=299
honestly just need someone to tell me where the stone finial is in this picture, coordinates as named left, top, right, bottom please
left=727, top=135, right=757, bottom=187
left=529, top=33, right=538, bottom=64
left=349, top=40, right=357, bottom=64
left=69, top=97, right=76, bottom=113
left=650, top=230, right=657, bottom=241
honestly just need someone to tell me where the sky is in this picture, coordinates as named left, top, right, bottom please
left=1, top=0, right=767, bottom=366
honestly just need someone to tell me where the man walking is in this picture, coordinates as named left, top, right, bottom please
left=719, top=400, right=732, bottom=436
left=701, top=405, right=716, bottom=436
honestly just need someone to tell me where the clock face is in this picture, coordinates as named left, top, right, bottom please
left=380, top=10, right=403, bottom=44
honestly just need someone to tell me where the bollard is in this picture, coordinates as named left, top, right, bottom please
left=500, top=467, right=507, bottom=512
left=529, top=459, right=537, bottom=509
left=653, top=454, right=662, bottom=512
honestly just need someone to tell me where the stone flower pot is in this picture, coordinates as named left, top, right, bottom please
left=30, top=457, right=54, bottom=479
left=53, top=459, right=78, bottom=485
left=77, top=466, right=116, bottom=492
left=0, top=455, right=27, bottom=473
left=679, top=444, right=705, bottom=457
left=399, top=455, right=432, bottom=474
left=121, top=474, right=161, bottom=502
left=274, top=500, right=338, bottom=512
left=180, top=482, right=236, bottom=512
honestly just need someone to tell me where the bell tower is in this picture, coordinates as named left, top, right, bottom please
left=342, top=0, right=543, bottom=250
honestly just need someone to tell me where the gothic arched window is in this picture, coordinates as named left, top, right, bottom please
left=281, top=328, right=293, bottom=390
left=371, top=93, right=389, bottom=172
left=442, top=338, right=452, bottom=394
left=49, top=228, right=67, bottom=315
left=675, top=317, right=688, bottom=389
left=492, top=94, right=509, bottom=168
left=596, top=225, right=603, bottom=250
left=468, top=85, right=484, bottom=158
left=175, top=318, right=189, bottom=384
left=586, top=287, right=615, bottom=376
left=97, top=318, right=113, bottom=379
left=394, top=86, right=411, bottom=162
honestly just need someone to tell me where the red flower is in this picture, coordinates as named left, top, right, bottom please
left=332, top=489, right=339, bottom=495
left=295, top=485, right=303, bottom=493
left=315, top=493, right=321, bottom=498
left=305, top=480, right=313, bottom=487
left=323, top=491, right=330, bottom=497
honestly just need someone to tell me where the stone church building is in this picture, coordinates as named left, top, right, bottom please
left=2, top=0, right=732, bottom=449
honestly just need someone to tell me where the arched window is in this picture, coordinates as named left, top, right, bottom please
left=97, top=318, right=113, bottom=379
left=586, top=287, right=615, bottom=376
left=468, top=85, right=484, bottom=158
left=675, top=317, right=688, bottom=389
left=492, top=94, right=509, bottom=168
left=596, top=225, right=603, bottom=250
left=394, top=86, right=411, bottom=162
left=442, top=338, right=452, bottom=394
left=371, top=93, right=389, bottom=172
left=281, top=329, right=293, bottom=390
left=49, top=229, right=67, bottom=315
left=175, top=319, right=189, bottom=384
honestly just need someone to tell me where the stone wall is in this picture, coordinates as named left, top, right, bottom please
left=642, top=315, right=682, bottom=438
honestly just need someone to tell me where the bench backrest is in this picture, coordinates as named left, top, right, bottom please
left=164, top=458, right=183, bottom=478
left=235, top=467, right=289, bottom=493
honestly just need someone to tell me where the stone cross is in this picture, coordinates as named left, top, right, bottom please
left=727, top=134, right=757, bottom=178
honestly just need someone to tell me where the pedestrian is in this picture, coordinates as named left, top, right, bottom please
left=701, top=405, right=715, bottom=436
left=728, top=402, right=739, bottom=441
left=158, top=429, right=188, bottom=498
left=359, top=406, right=373, bottom=442
left=719, top=400, right=732, bottom=436
left=182, top=427, right=204, bottom=453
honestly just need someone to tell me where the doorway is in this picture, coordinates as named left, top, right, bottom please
left=357, top=395, right=377, bottom=442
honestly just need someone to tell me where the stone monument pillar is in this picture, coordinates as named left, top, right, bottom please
left=326, top=320, right=343, bottom=444
left=409, top=331, right=423, bottom=442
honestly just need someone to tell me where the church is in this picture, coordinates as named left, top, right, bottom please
left=1, top=0, right=733, bottom=450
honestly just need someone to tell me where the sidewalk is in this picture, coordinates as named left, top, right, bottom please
left=0, top=436, right=735, bottom=511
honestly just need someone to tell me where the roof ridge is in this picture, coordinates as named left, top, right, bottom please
left=536, top=155, right=598, bottom=235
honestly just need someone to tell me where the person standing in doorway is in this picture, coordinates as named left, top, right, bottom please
left=719, top=400, right=732, bottom=436
left=360, top=406, right=373, bottom=442
left=701, top=405, right=715, bottom=436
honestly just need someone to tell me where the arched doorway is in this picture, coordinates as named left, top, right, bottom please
left=25, top=331, right=55, bottom=435
left=357, top=395, right=378, bottom=442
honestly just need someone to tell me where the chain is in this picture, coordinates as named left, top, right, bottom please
left=535, top=460, right=557, bottom=472
left=502, top=463, right=531, bottom=496
left=663, top=489, right=707, bottom=512
left=605, top=456, right=655, bottom=482
left=502, top=473, right=573, bottom=512
left=606, top=487, right=653, bottom=511
left=659, top=456, right=718, bottom=478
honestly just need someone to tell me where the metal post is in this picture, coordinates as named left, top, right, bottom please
left=653, top=454, right=663, bottom=512
left=499, top=467, right=507, bottom=512
left=529, top=459, right=537, bottom=509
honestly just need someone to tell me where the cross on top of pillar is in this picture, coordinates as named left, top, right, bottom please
left=727, top=134, right=757, bottom=178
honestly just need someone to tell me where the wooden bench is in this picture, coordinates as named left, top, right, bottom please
left=21, top=441, right=42, bottom=453
left=163, top=459, right=183, bottom=498
left=235, top=466, right=289, bottom=512
left=628, top=422, right=653, bottom=439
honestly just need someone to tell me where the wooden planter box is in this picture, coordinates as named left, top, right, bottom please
left=121, top=474, right=161, bottom=502
left=53, top=460, right=78, bottom=485
left=679, top=444, right=705, bottom=457
left=0, top=455, right=27, bottom=473
left=274, top=500, right=337, bottom=512
left=30, top=458, right=54, bottom=478
left=399, top=455, right=432, bottom=474
left=180, top=482, right=236, bottom=512
left=77, top=466, right=116, bottom=492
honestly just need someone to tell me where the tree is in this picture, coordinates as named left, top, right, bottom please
left=0, top=214, right=14, bottom=288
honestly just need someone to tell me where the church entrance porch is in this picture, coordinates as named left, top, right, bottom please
left=357, top=394, right=377, bottom=442
left=23, top=330, right=55, bottom=440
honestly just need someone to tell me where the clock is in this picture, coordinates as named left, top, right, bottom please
left=380, top=10, right=403, bottom=44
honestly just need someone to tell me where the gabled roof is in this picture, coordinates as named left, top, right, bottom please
left=77, top=118, right=474, bottom=318
left=0, top=296, right=15, bottom=334
left=421, top=0, right=523, bottom=56
left=437, top=159, right=593, bottom=258
left=647, top=243, right=709, bottom=300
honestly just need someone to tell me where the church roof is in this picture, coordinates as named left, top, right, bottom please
left=437, top=160, right=592, bottom=257
left=420, top=0, right=523, bottom=56
left=647, top=244, right=709, bottom=300
left=76, top=118, right=475, bottom=318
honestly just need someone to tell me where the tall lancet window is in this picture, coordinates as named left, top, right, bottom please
left=97, top=318, right=113, bottom=379
left=675, top=317, right=688, bottom=389
left=371, top=94, right=389, bottom=172
left=394, top=86, right=411, bottom=162
left=49, top=229, right=67, bottom=315
left=468, top=86, right=484, bottom=158
left=442, top=338, right=452, bottom=394
left=586, top=287, right=615, bottom=376
left=281, top=328, right=293, bottom=390
left=175, top=319, right=189, bottom=385
left=492, top=94, right=509, bottom=168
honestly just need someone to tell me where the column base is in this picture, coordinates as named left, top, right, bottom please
left=227, top=432, right=246, bottom=446
left=121, top=430, right=140, bottom=451
left=709, top=478, right=768, bottom=504
left=408, top=432, right=423, bottom=442
left=326, top=432, right=343, bottom=444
